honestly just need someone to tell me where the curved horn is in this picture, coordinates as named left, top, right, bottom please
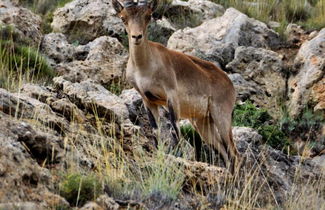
left=124, top=0, right=135, bottom=8
left=138, top=0, right=147, bottom=6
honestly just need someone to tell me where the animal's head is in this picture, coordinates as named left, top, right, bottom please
left=112, top=0, right=158, bottom=46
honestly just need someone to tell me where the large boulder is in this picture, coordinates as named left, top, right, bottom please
left=227, top=47, right=286, bottom=118
left=148, top=17, right=177, bottom=46
left=288, top=28, right=325, bottom=117
left=43, top=35, right=128, bottom=86
left=51, top=0, right=124, bottom=44
left=167, top=8, right=280, bottom=66
left=53, top=77, right=130, bottom=124
left=41, top=33, right=88, bottom=64
left=0, top=0, right=42, bottom=46
left=165, top=0, right=224, bottom=29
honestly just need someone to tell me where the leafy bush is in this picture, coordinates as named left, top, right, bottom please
left=233, top=101, right=272, bottom=128
left=59, top=173, right=102, bottom=207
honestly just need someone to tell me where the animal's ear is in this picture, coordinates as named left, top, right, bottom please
left=149, top=0, right=158, bottom=12
left=112, top=0, right=124, bottom=14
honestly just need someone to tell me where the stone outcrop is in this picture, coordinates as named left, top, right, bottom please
left=0, top=0, right=42, bottom=46
left=53, top=77, right=130, bottom=123
left=41, top=33, right=85, bottom=64
left=288, top=28, right=325, bottom=117
left=0, top=111, right=69, bottom=208
left=167, top=8, right=280, bottom=66
left=227, top=46, right=286, bottom=117
left=51, top=0, right=124, bottom=44
left=165, top=0, right=224, bottom=29
left=42, top=34, right=128, bottom=86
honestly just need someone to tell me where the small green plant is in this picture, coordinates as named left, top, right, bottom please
left=106, top=80, right=124, bottom=96
left=0, top=25, right=55, bottom=90
left=59, top=172, right=103, bottom=207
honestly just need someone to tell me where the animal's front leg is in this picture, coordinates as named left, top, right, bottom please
left=143, top=100, right=160, bottom=146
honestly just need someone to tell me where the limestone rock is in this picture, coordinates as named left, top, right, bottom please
left=232, top=126, right=323, bottom=205
left=21, top=83, right=55, bottom=103
left=288, top=28, right=325, bottom=117
left=285, top=23, right=306, bottom=46
left=51, top=0, right=124, bottom=44
left=0, top=88, right=69, bottom=133
left=96, top=195, right=119, bottom=210
left=53, top=77, right=130, bottom=123
left=0, top=202, right=42, bottom=210
left=0, top=112, right=60, bottom=205
left=166, top=0, right=224, bottom=29
left=227, top=46, right=286, bottom=118
left=0, top=0, right=42, bottom=46
left=54, top=36, right=128, bottom=86
left=148, top=17, right=176, bottom=46
left=41, top=33, right=87, bottom=64
left=80, top=202, right=104, bottom=210
left=228, top=73, right=261, bottom=101
left=167, top=8, right=280, bottom=66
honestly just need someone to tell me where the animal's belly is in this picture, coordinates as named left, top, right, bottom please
left=179, top=95, right=209, bottom=119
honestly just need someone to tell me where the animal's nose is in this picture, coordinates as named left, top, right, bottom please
left=131, top=34, right=143, bottom=40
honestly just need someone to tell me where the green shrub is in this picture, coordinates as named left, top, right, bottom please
left=59, top=173, right=102, bottom=207
left=234, top=101, right=290, bottom=150
left=280, top=107, right=324, bottom=143
left=233, top=101, right=272, bottom=128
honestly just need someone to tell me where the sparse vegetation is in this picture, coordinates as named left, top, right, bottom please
left=213, top=0, right=325, bottom=32
left=0, top=25, right=55, bottom=90
left=18, top=0, right=73, bottom=33
left=141, top=144, right=185, bottom=200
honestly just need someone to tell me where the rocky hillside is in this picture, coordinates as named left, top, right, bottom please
left=0, top=0, right=324, bottom=209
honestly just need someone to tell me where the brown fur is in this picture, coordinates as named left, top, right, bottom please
left=112, top=0, right=239, bottom=171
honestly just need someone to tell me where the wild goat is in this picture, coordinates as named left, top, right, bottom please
left=112, top=0, right=239, bottom=170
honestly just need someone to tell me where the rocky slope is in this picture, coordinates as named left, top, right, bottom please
left=0, top=0, right=324, bottom=209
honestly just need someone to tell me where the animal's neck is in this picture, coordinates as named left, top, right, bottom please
left=129, top=38, right=151, bottom=68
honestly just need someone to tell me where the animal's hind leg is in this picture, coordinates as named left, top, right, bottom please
left=210, top=106, right=239, bottom=171
left=192, top=116, right=230, bottom=167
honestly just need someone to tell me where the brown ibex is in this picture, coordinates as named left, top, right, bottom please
left=112, top=0, right=239, bottom=170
